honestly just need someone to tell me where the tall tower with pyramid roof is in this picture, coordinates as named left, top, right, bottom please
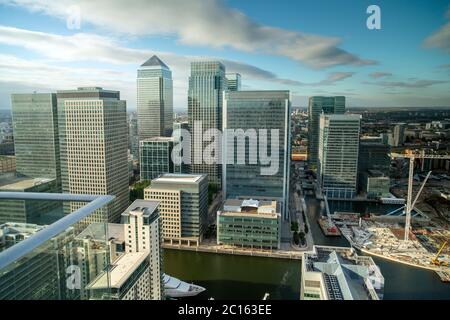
left=137, top=55, right=173, bottom=140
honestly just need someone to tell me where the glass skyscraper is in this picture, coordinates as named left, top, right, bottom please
left=10, top=93, right=60, bottom=184
left=223, top=91, right=291, bottom=218
left=307, top=96, right=345, bottom=169
left=137, top=55, right=173, bottom=140
left=225, top=73, right=242, bottom=91
left=318, top=114, right=361, bottom=199
left=188, top=61, right=227, bottom=187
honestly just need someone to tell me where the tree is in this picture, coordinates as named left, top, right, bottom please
left=130, top=180, right=151, bottom=202
left=293, top=231, right=300, bottom=245
left=291, top=221, right=299, bottom=232
left=299, top=231, right=306, bottom=246
left=304, top=222, right=309, bottom=234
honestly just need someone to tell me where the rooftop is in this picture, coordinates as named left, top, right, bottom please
left=122, top=199, right=160, bottom=218
left=140, top=55, right=169, bottom=69
left=304, top=246, right=384, bottom=300
left=87, top=251, right=148, bottom=289
left=152, top=173, right=206, bottom=184
left=141, top=136, right=174, bottom=143
left=220, top=198, right=280, bottom=218
left=0, top=175, right=54, bottom=191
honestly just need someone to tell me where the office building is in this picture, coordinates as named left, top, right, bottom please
left=0, top=155, right=15, bottom=174
left=393, top=123, right=405, bottom=147
left=318, top=114, right=361, bottom=199
left=307, top=96, right=345, bottom=168
left=301, top=246, right=384, bottom=300
left=11, top=93, right=60, bottom=184
left=57, top=87, right=129, bottom=223
left=217, top=199, right=281, bottom=249
left=225, top=73, right=241, bottom=91
left=144, top=174, right=208, bottom=246
left=223, top=90, right=290, bottom=218
left=188, top=61, right=227, bottom=187
left=358, top=139, right=390, bottom=193
left=137, top=55, right=173, bottom=140
left=128, top=113, right=139, bottom=161
left=140, top=137, right=175, bottom=180
left=0, top=175, right=59, bottom=224
left=361, top=170, right=390, bottom=199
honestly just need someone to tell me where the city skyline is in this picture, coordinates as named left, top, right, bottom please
left=0, top=0, right=449, bottom=111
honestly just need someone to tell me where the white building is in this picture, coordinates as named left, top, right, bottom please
left=301, top=246, right=384, bottom=300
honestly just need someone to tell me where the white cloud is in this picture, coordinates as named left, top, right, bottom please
left=424, top=7, right=450, bottom=53
left=1, top=0, right=376, bottom=68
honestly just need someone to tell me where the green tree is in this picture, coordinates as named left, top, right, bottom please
left=293, top=231, right=300, bottom=245
left=291, top=221, right=299, bottom=232
left=130, top=180, right=151, bottom=202
left=208, top=183, right=219, bottom=205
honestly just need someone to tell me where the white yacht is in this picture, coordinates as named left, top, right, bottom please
left=163, top=274, right=205, bottom=298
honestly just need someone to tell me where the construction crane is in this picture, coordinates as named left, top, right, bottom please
left=390, top=149, right=450, bottom=241
left=431, top=240, right=448, bottom=267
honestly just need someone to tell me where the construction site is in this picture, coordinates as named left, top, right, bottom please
left=332, top=150, right=450, bottom=282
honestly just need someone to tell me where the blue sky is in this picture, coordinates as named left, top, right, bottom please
left=0, top=0, right=449, bottom=111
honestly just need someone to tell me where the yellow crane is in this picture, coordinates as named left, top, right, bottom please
left=431, top=240, right=448, bottom=267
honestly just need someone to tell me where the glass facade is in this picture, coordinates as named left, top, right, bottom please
left=188, top=61, right=227, bottom=187
left=11, top=93, right=60, bottom=185
left=223, top=91, right=291, bottom=218
left=137, top=56, right=173, bottom=140
left=318, top=114, right=361, bottom=199
left=217, top=213, right=281, bottom=249
left=307, top=96, right=345, bottom=168
left=0, top=193, right=114, bottom=300
left=140, top=138, right=174, bottom=180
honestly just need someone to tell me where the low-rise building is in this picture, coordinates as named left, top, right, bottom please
left=217, top=199, right=281, bottom=249
left=144, top=173, right=208, bottom=246
left=140, top=137, right=175, bottom=181
left=360, top=169, right=391, bottom=199
left=301, top=246, right=384, bottom=300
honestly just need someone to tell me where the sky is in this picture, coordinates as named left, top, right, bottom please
left=0, top=0, right=449, bottom=111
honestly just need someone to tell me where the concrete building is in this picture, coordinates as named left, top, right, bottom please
left=301, top=246, right=384, bottom=300
left=223, top=90, right=291, bottom=218
left=57, top=87, right=129, bottom=223
left=217, top=199, right=281, bottom=249
left=318, top=114, right=361, bottom=199
left=137, top=55, right=173, bottom=140
left=225, top=73, right=241, bottom=91
left=0, top=155, right=15, bottom=174
left=140, top=137, right=175, bottom=181
left=144, top=174, right=208, bottom=246
left=11, top=93, right=60, bottom=184
left=81, top=200, right=163, bottom=300
left=307, top=96, right=345, bottom=168
left=188, top=61, right=227, bottom=187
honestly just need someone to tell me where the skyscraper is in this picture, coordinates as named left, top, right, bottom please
left=188, top=61, right=227, bottom=187
left=128, top=112, right=139, bottom=161
left=223, top=91, right=291, bottom=218
left=57, top=87, right=129, bottom=223
left=10, top=93, right=60, bottom=184
left=393, top=123, right=405, bottom=147
left=318, top=114, right=361, bottom=199
left=225, top=73, right=241, bottom=91
left=307, top=96, right=345, bottom=168
left=137, top=55, right=173, bottom=140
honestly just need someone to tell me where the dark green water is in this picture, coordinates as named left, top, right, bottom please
left=162, top=196, right=450, bottom=300
left=164, top=249, right=301, bottom=300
